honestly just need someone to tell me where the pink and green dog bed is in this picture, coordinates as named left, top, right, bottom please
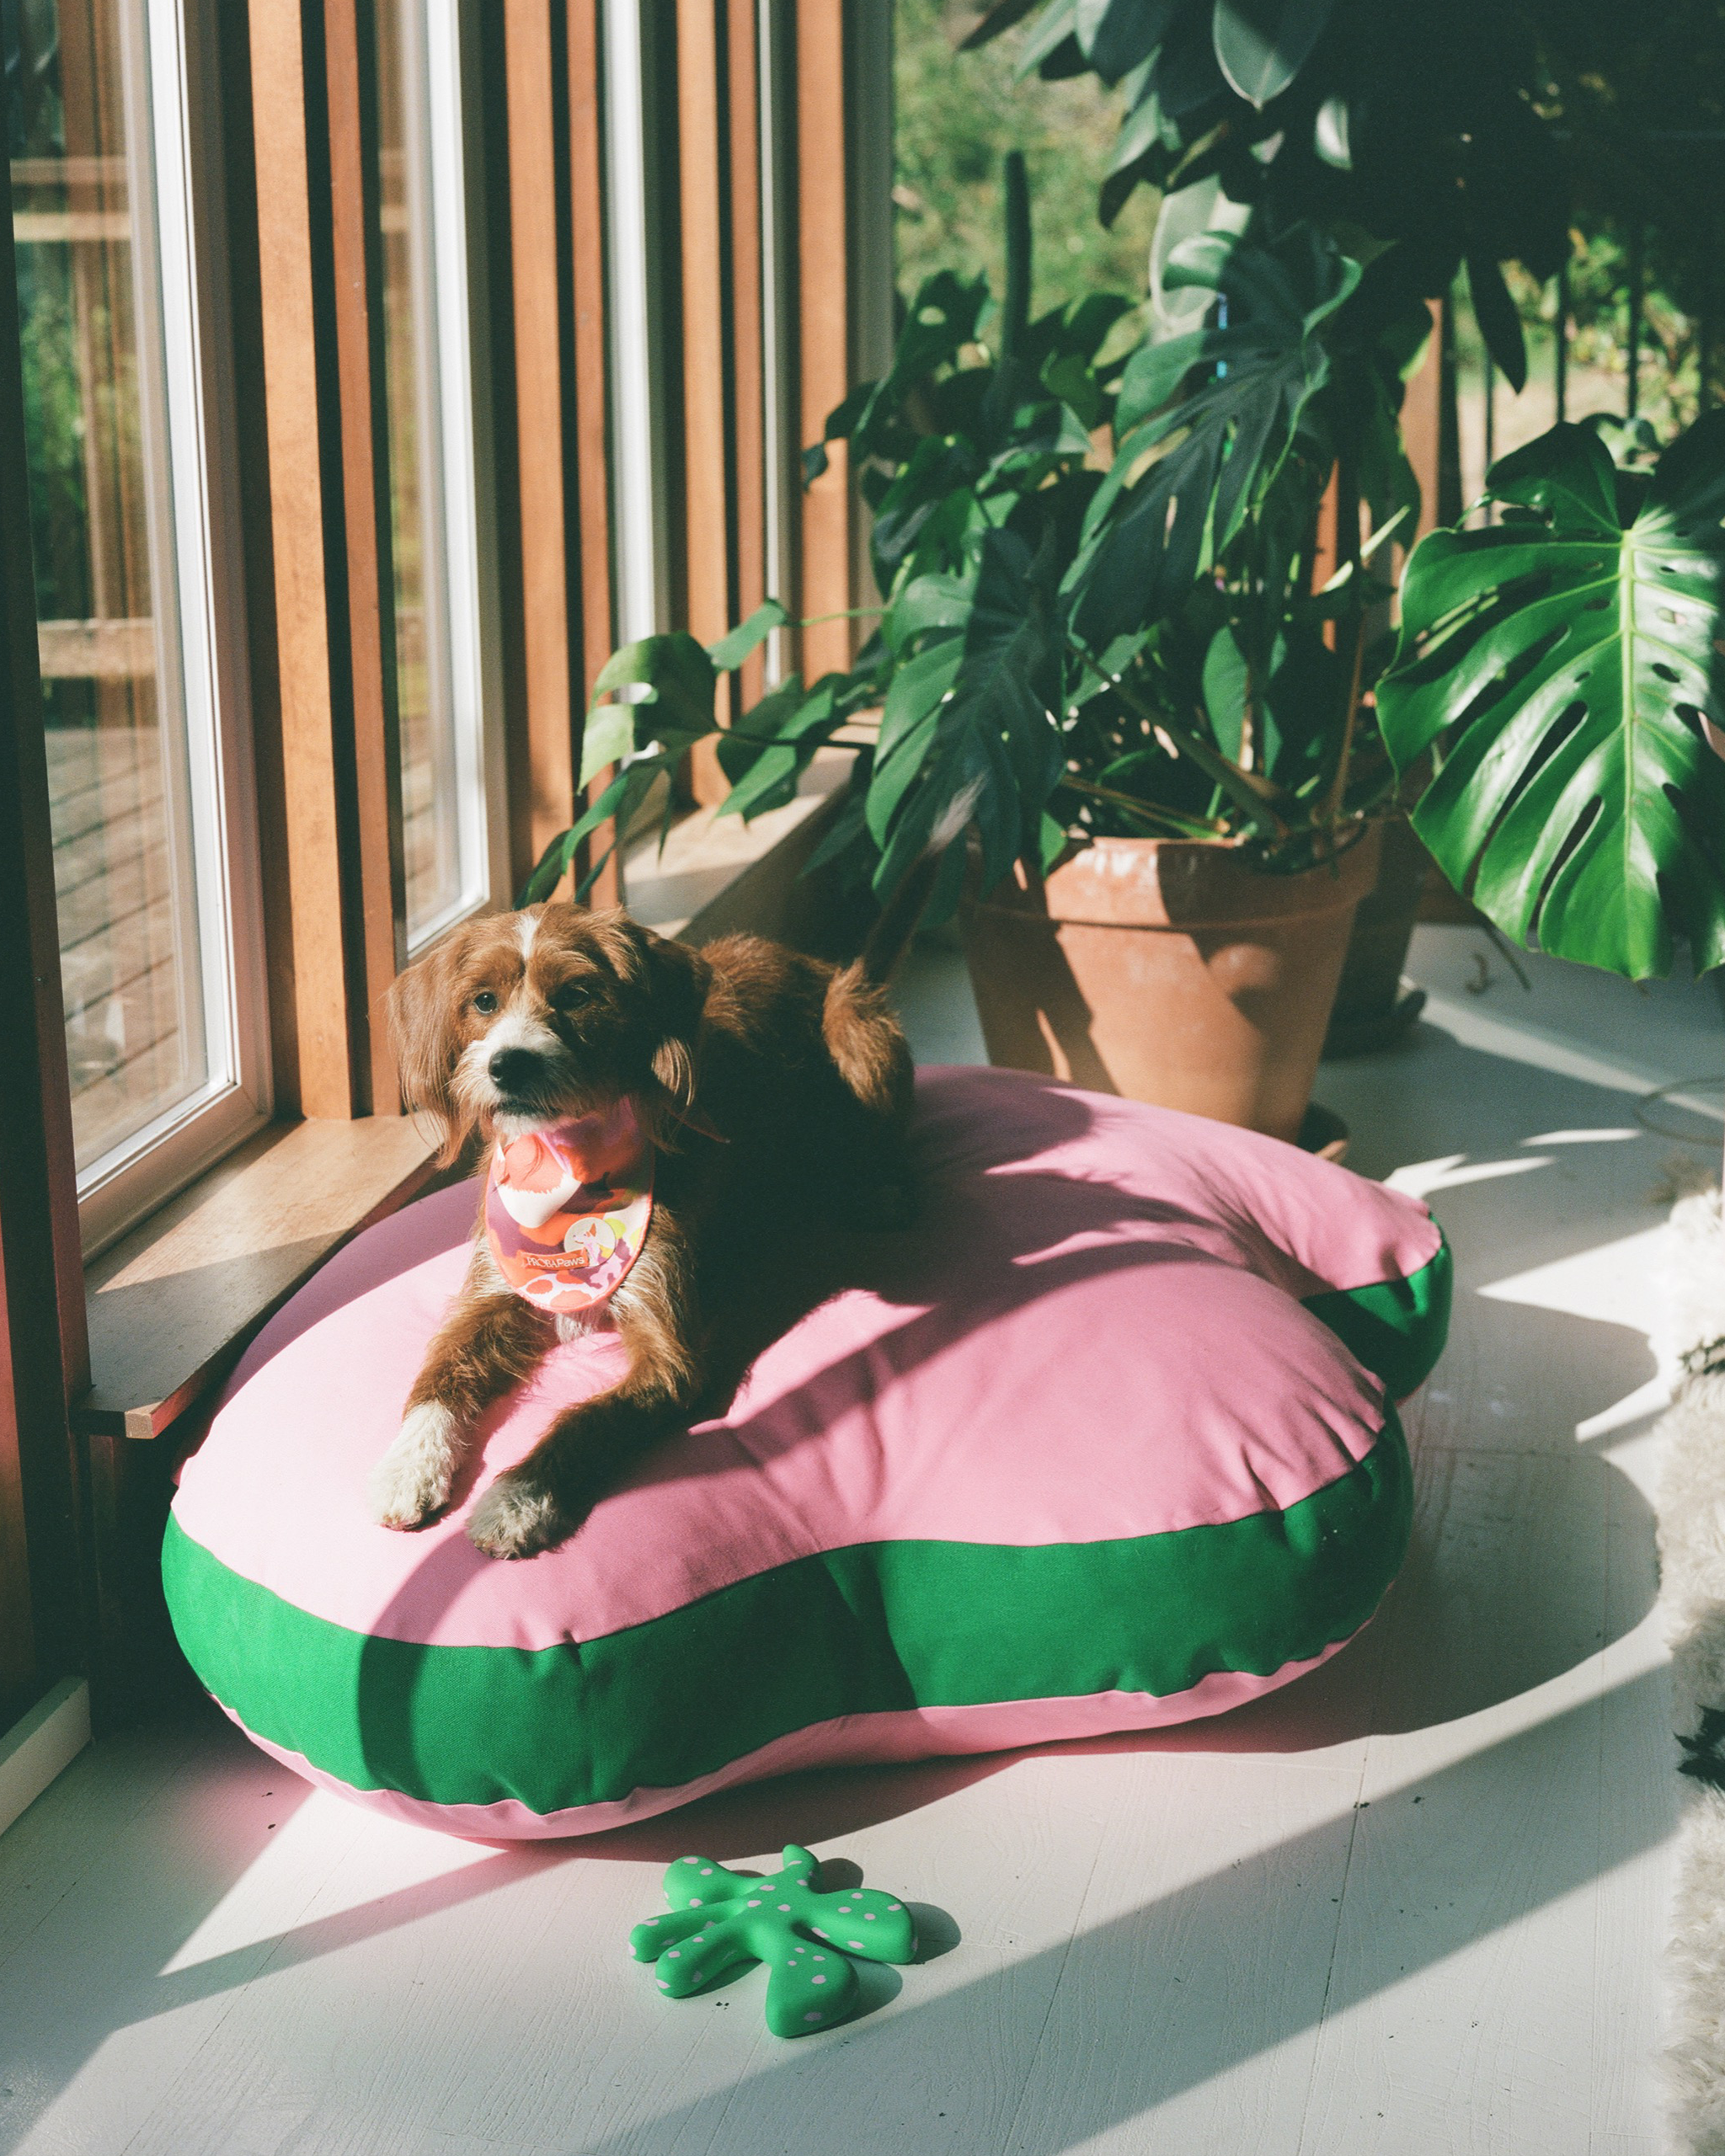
left=163, top=1066, right=1449, bottom=1838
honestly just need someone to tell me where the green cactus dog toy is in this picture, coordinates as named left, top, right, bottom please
left=630, top=1844, right=918, bottom=2036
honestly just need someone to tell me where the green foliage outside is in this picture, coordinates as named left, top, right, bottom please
left=8, top=10, right=112, bottom=735
left=6, top=3, right=93, bottom=632
left=893, top=0, right=1157, bottom=341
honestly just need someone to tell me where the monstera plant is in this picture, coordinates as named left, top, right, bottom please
left=1377, top=416, right=1725, bottom=981
left=526, top=191, right=1423, bottom=924
left=526, top=168, right=1434, bottom=1141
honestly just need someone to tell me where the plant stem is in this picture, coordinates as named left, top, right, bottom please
left=1322, top=606, right=1368, bottom=835
left=1070, top=634, right=1291, bottom=841
left=1001, top=150, right=1031, bottom=374
left=1060, top=772, right=1230, bottom=837
left=983, top=151, right=1033, bottom=441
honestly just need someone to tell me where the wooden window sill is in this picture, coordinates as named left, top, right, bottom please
left=626, top=749, right=852, bottom=942
left=75, top=1116, right=445, bottom=1441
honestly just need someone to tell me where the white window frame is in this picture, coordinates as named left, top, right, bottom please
left=73, top=0, right=270, bottom=1257
left=399, top=0, right=508, bottom=958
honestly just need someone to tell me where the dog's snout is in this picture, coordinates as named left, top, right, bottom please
left=489, top=1046, right=545, bottom=1094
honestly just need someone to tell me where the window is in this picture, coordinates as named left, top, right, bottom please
left=7, top=0, right=265, bottom=1251
left=375, top=0, right=498, bottom=953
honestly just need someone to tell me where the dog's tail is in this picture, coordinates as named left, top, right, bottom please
left=857, top=778, right=983, bottom=988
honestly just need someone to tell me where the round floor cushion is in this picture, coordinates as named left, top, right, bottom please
left=164, top=1066, right=1450, bottom=1838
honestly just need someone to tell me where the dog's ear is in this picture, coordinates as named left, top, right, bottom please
left=583, top=910, right=709, bottom=1117
left=644, top=932, right=708, bottom=1116
left=385, top=937, right=471, bottom=1165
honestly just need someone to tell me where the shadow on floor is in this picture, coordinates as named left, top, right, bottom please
left=104, top=1668, right=1670, bottom=2156
left=531, top=1670, right=1673, bottom=2156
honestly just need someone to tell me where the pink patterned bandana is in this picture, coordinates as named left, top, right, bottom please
left=485, top=1098, right=654, bottom=1315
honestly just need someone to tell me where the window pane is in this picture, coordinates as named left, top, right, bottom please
left=7, top=0, right=211, bottom=1176
left=376, top=0, right=487, bottom=949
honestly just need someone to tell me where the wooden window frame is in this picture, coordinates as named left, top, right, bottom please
left=498, top=0, right=619, bottom=907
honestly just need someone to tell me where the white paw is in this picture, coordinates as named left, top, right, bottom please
left=467, top=1472, right=567, bottom=1560
left=369, top=1403, right=461, bottom=1529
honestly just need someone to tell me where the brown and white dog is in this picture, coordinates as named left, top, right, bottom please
left=369, top=905, right=918, bottom=1558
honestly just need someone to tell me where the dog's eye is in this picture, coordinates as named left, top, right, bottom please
left=552, top=982, right=591, bottom=1012
left=472, top=990, right=499, bottom=1017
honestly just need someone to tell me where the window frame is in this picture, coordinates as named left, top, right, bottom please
left=67, top=0, right=270, bottom=1258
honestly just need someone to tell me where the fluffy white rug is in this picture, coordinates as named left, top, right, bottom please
left=1658, top=1185, right=1725, bottom=2151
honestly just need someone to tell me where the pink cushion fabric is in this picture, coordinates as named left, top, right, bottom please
left=164, top=1066, right=1445, bottom=1837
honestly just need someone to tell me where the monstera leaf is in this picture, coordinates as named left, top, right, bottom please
left=868, top=526, right=1065, bottom=912
left=1064, top=223, right=1355, bottom=648
left=1378, top=419, right=1725, bottom=980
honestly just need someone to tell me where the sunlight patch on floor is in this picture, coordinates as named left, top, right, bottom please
left=1386, top=1152, right=1555, bottom=1199
left=156, top=1790, right=497, bottom=1980
left=1478, top=1225, right=1669, bottom=1330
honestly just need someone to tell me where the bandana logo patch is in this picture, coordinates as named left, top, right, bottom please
left=485, top=1101, right=654, bottom=1314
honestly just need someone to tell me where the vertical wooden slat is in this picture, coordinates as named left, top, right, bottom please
left=505, top=0, right=578, bottom=877
left=1437, top=287, right=1463, bottom=527
left=474, top=7, right=535, bottom=898
left=795, top=0, right=852, bottom=680
left=248, top=0, right=400, bottom=1114
left=568, top=0, right=613, bottom=702
left=325, top=0, right=406, bottom=1107
left=1401, top=299, right=1444, bottom=546
left=727, top=0, right=766, bottom=712
left=843, top=0, right=894, bottom=613
left=222, top=0, right=298, bottom=1093
left=248, top=0, right=351, bottom=1112
left=1308, top=469, right=1341, bottom=601
left=0, top=178, right=90, bottom=1718
left=679, top=0, right=731, bottom=803
left=568, top=0, right=619, bottom=905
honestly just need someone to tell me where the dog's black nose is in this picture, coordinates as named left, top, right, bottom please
left=489, top=1047, right=544, bottom=1095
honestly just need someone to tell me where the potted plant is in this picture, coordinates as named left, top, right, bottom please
left=932, top=194, right=1432, bottom=1141
left=526, top=163, right=1435, bottom=1143
left=1377, top=414, right=1725, bottom=985
left=959, top=0, right=1578, bottom=1063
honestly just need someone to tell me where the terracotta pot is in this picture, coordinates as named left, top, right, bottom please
left=959, top=828, right=1381, bottom=1145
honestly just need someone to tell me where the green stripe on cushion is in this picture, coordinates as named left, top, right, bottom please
left=162, top=1404, right=1413, bottom=1817
left=1303, top=1239, right=1451, bottom=1399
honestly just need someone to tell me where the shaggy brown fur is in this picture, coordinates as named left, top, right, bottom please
left=369, top=905, right=917, bottom=1558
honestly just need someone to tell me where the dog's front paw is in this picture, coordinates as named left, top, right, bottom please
left=369, top=1403, right=461, bottom=1529
left=467, top=1470, right=570, bottom=1559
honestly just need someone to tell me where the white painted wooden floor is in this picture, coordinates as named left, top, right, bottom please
left=1, top=925, right=1711, bottom=2156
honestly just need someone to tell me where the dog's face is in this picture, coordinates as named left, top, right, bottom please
left=386, top=904, right=707, bottom=1161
